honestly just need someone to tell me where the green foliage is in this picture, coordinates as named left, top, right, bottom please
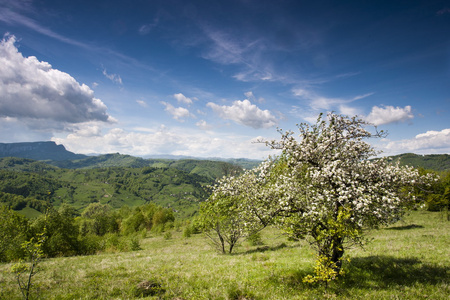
left=10, top=231, right=46, bottom=300
left=80, top=203, right=119, bottom=236
left=386, top=153, right=450, bottom=172
left=0, top=206, right=29, bottom=262
left=31, top=206, right=80, bottom=257
left=163, top=231, right=172, bottom=240
left=197, top=191, right=252, bottom=254
left=0, top=157, right=227, bottom=219
left=0, top=157, right=57, bottom=173
left=247, top=232, right=264, bottom=246
left=303, top=255, right=346, bottom=287
left=423, top=171, right=450, bottom=212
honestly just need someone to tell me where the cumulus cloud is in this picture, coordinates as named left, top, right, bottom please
left=196, top=120, right=212, bottom=130
left=365, top=105, right=414, bottom=126
left=161, top=101, right=194, bottom=121
left=383, top=128, right=450, bottom=154
left=207, top=99, right=277, bottom=129
left=0, top=35, right=114, bottom=125
left=173, top=93, right=193, bottom=105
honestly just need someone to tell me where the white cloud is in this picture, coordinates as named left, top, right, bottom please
left=365, top=105, right=414, bottom=126
left=244, top=91, right=254, bottom=99
left=102, top=68, right=123, bottom=85
left=382, top=128, right=450, bottom=154
left=138, top=14, right=159, bottom=35
left=136, top=100, right=147, bottom=107
left=71, top=123, right=102, bottom=137
left=196, top=120, right=212, bottom=130
left=161, top=101, right=194, bottom=121
left=0, top=35, right=114, bottom=125
left=52, top=125, right=278, bottom=159
left=244, top=91, right=265, bottom=103
left=339, top=105, right=362, bottom=117
left=292, top=88, right=373, bottom=111
left=173, top=93, right=193, bottom=105
left=207, top=99, right=277, bottom=129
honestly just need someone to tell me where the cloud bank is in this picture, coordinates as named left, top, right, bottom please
left=52, top=125, right=277, bottom=159
left=0, top=35, right=113, bottom=125
left=383, top=128, right=450, bottom=154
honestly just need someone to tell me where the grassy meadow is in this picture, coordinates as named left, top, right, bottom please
left=0, top=210, right=449, bottom=299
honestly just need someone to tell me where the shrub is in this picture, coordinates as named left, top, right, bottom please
left=247, top=232, right=264, bottom=246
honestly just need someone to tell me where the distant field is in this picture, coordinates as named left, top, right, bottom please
left=1, top=210, right=448, bottom=299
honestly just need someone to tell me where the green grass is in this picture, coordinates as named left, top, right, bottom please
left=1, top=210, right=449, bottom=299
left=16, top=206, right=42, bottom=219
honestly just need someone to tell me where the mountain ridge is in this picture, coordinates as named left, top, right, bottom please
left=0, top=141, right=87, bottom=161
left=1, top=142, right=449, bottom=172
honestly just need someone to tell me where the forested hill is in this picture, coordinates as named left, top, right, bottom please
left=0, top=157, right=223, bottom=218
left=385, top=153, right=450, bottom=172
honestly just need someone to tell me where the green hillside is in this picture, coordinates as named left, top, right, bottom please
left=386, top=153, right=450, bottom=171
left=47, top=153, right=246, bottom=181
left=0, top=158, right=219, bottom=218
left=0, top=157, right=58, bottom=173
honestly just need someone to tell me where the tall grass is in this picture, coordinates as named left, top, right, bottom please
left=0, top=210, right=448, bottom=299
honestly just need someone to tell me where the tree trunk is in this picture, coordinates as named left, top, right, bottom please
left=330, top=237, right=344, bottom=273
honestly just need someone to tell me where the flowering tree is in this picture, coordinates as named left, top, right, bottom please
left=208, top=113, right=435, bottom=278
left=197, top=172, right=270, bottom=253
left=262, top=113, right=434, bottom=275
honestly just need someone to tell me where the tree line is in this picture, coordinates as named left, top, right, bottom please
left=0, top=202, right=175, bottom=262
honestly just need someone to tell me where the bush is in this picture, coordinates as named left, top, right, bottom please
left=247, top=232, right=264, bottom=246
left=163, top=231, right=172, bottom=240
left=183, top=226, right=192, bottom=238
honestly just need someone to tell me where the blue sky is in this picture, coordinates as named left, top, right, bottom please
left=0, top=0, right=449, bottom=159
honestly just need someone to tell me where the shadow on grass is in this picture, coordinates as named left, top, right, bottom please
left=342, top=255, right=449, bottom=289
left=240, top=243, right=290, bottom=255
left=275, top=255, right=448, bottom=291
left=385, top=224, right=424, bottom=230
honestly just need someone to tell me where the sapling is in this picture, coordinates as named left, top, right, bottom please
left=10, top=231, right=47, bottom=300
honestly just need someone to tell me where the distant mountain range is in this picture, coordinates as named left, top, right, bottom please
left=0, top=141, right=449, bottom=172
left=0, top=141, right=87, bottom=161
left=0, top=142, right=261, bottom=171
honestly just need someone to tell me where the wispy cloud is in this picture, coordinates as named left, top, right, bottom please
left=0, top=5, right=159, bottom=75
left=103, top=68, right=122, bottom=85
left=0, top=7, right=93, bottom=50
left=102, top=68, right=123, bottom=85
left=136, top=100, right=147, bottom=107
left=138, top=12, right=159, bottom=35
left=292, top=87, right=373, bottom=111
left=436, top=8, right=450, bottom=15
